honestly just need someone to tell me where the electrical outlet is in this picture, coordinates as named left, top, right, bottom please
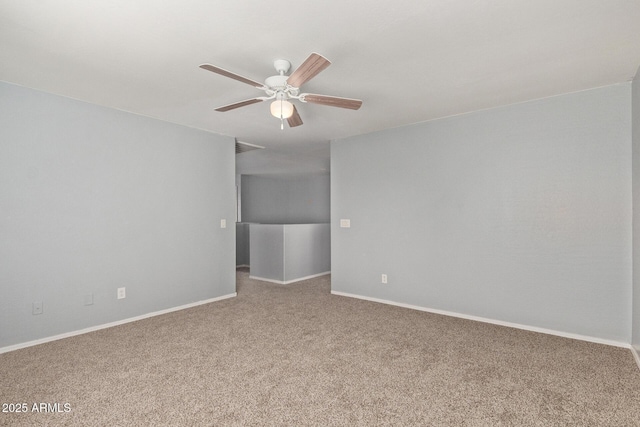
left=381, top=274, right=388, bottom=284
left=117, top=287, right=126, bottom=299
left=340, top=219, right=351, bottom=228
left=32, top=301, right=43, bottom=315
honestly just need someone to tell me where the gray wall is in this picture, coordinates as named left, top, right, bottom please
left=249, top=223, right=330, bottom=283
left=633, top=69, right=640, bottom=350
left=249, top=224, right=284, bottom=281
left=284, top=224, right=331, bottom=281
left=331, top=83, right=632, bottom=343
left=241, top=174, right=330, bottom=224
left=0, top=81, right=236, bottom=348
left=236, top=222, right=250, bottom=266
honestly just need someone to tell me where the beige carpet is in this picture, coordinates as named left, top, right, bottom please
left=1, top=268, right=639, bottom=426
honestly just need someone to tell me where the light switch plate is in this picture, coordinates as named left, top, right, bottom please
left=32, top=301, right=43, bottom=315
left=84, top=294, right=94, bottom=306
left=220, top=219, right=227, bottom=228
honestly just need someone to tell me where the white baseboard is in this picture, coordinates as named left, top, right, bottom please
left=330, top=290, right=630, bottom=349
left=250, top=271, right=330, bottom=285
left=0, top=293, right=237, bottom=354
left=632, top=346, right=640, bottom=372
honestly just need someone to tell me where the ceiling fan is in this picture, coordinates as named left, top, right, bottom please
left=199, top=53, right=362, bottom=129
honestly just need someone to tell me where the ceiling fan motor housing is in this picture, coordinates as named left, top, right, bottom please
left=265, top=75, right=288, bottom=91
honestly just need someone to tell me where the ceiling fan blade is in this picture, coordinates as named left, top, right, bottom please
left=301, top=93, right=362, bottom=110
left=286, top=53, right=331, bottom=88
left=287, top=105, right=303, bottom=127
left=215, top=98, right=264, bottom=112
left=199, top=64, right=265, bottom=88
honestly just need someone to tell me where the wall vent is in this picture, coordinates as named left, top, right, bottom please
left=236, top=140, right=265, bottom=155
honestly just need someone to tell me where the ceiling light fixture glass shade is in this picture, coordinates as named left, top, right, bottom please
left=270, top=100, right=294, bottom=119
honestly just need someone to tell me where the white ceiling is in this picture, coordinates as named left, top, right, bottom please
left=2, top=0, right=640, bottom=174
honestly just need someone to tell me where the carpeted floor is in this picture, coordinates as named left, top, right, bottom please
left=1, top=268, right=640, bottom=426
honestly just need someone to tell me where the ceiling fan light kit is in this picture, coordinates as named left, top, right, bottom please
left=199, top=53, right=362, bottom=129
left=270, top=99, right=294, bottom=119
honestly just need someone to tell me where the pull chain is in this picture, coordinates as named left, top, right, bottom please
left=280, top=98, right=284, bottom=130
